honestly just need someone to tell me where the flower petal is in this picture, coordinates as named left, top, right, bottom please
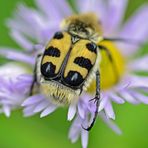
left=0, top=48, right=35, bottom=65
left=0, top=63, right=28, bottom=78
left=105, top=0, right=128, bottom=34
left=118, top=5, right=148, bottom=56
left=68, top=104, right=77, bottom=121
left=109, top=92, right=125, bottom=104
left=7, top=4, right=44, bottom=44
left=22, top=94, right=44, bottom=106
left=40, top=104, right=57, bottom=118
left=128, top=55, right=148, bottom=72
left=129, top=90, right=148, bottom=104
left=33, top=100, right=50, bottom=113
left=68, top=116, right=81, bottom=143
left=9, top=30, right=33, bottom=50
left=7, top=3, right=60, bottom=45
left=3, top=105, right=11, bottom=117
left=119, top=91, right=140, bottom=104
left=78, top=101, right=86, bottom=119
left=36, top=0, right=72, bottom=20
left=98, top=95, right=108, bottom=111
left=104, top=100, right=115, bottom=119
left=23, top=106, right=36, bottom=117
left=17, top=74, right=33, bottom=83
left=99, top=111, right=122, bottom=135
left=81, top=129, right=89, bottom=148
left=128, top=75, right=148, bottom=88
left=76, top=0, right=95, bottom=13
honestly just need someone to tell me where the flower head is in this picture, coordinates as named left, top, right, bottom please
left=0, top=63, right=30, bottom=117
left=0, top=0, right=148, bottom=148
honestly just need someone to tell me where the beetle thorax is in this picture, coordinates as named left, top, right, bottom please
left=61, top=13, right=103, bottom=42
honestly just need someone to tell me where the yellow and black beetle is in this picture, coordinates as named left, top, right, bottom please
left=30, top=13, right=136, bottom=131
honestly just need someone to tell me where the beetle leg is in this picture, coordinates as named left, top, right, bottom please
left=29, top=54, right=42, bottom=96
left=82, top=70, right=100, bottom=131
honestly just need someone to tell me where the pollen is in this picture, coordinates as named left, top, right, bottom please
left=87, top=41, right=125, bottom=93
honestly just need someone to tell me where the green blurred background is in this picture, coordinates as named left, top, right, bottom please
left=0, top=0, right=148, bottom=148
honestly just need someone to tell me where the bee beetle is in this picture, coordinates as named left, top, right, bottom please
left=30, top=13, right=120, bottom=131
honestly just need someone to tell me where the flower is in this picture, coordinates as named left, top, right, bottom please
left=0, top=63, right=30, bottom=117
left=0, top=0, right=148, bottom=148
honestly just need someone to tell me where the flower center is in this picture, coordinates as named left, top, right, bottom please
left=87, top=41, right=125, bottom=93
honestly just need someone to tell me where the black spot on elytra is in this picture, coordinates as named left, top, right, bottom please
left=63, top=71, right=84, bottom=87
left=53, top=32, right=64, bottom=39
left=86, top=43, right=97, bottom=54
left=74, top=57, right=93, bottom=71
left=44, top=46, right=60, bottom=57
left=41, top=62, right=56, bottom=78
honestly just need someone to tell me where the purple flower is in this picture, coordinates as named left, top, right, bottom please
left=0, top=0, right=148, bottom=147
left=0, top=63, right=30, bottom=116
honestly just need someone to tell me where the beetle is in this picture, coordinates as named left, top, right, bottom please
left=30, top=13, right=136, bottom=131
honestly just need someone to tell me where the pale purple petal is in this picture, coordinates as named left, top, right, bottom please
left=78, top=101, right=86, bottom=119
left=33, top=100, right=50, bottom=113
left=0, top=63, right=30, bottom=117
left=81, top=129, right=89, bottom=148
left=98, top=95, right=108, bottom=111
left=135, top=87, right=148, bottom=92
left=119, top=91, right=140, bottom=104
left=0, top=99, right=14, bottom=105
left=52, top=0, right=72, bottom=17
left=129, top=90, right=148, bottom=104
left=89, top=0, right=108, bottom=30
left=7, top=4, right=45, bottom=44
left=40, top=104, right=57, bottom=118
left=7, top=19, right=35, bottom=43
left=0, top=63, right=27, bottom=79
left=36, top=0, right=72, bottom=20
left=109, top=93, right=125, bottom=104
left=118, top=5, right=148, bottom=56
left=115, top=76, right=132, bottom=91
left=75, top=0, right=93, bottom=13
left=105, top=0, right=128, bottom=34
left=7, top=13, right=37, bottom=43
left=22, top=94, right=44, bottom=106
left=17, top=74, right=33, bottom=84
left=10, top=30, right=34, bottom=50
left=128, top=55, right=148, bottom=72
left=23, top=106, right=36, bottom=117
left=3, top=105, right=11, bottom=117
left=99, top=112, right=122, bottom=135
left=0, top=48, right=35, bottom=65
left=128, top=75, right=148, bottom=88
left=7, top=3, right=60, bottom=45
left=68, top=116, right=81, bottom=143
left=0, top=92, right=14, bottom=102
left=39, top=25, right=59, bottom=44
left=68, top=104, right=77, bottom=121
left=104, top=100, right=115, bottom=119
left=15, top=75, right=33, bottom=91
left=69, top=128, right=80, bottom=143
